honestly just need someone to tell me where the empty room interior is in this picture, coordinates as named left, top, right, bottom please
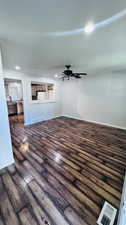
left=0, top=1, right=126, bottom=225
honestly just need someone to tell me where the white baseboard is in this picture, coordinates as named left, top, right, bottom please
left=25, top=114, right=126, bottom=130
left=0, top=159, right=15, bottom=170
left=24, top=115, right=61, bottom=126
left=61, top=114, right=126, bottom=130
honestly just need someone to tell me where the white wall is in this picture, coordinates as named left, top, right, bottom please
left=0, top=51, right=14, bottom=169
left=61, top=72, right=126, bottom=129
left=4, top=71, right=61, bottom=126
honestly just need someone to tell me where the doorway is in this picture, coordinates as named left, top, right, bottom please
left=4, top=78, right=24, bottom=128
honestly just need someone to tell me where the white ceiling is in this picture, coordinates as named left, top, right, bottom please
left=0, top=0, right=126, bottom=77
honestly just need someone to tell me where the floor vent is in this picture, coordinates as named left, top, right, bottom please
left=97, top=201, right=117, bottom=225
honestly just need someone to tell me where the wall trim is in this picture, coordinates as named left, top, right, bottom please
left=25, top=113, right=126, bottom=130
left=24, top=115, right=61, bottom=126
left=62, top=114, right=126, bottom=131
left=0, top=159, right=15, bottom=170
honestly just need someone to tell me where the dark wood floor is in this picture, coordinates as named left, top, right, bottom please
left=0, top=116, right=126, bottom=225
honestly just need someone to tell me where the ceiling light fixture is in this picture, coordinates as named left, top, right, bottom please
left=54, top=74, right=58, bottom=78
left=14, top=65, right=21, bottom=70
left=84, top=23, right=95, bottom=33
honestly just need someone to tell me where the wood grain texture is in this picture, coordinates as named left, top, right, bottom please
left=13, top=173, right=52, bottom=225
left=2, top=172, right=26, bottom=213
left=19, top=207, right=38, bottom=225
left=0, top=178, right=20, bottom=225
left=29, top=180, right=69, bottom=225
left=0, top=115, right=126, bottom=225
left=64, top=207, right=88, bottom=225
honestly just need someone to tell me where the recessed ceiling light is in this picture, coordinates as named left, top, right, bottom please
left=84, top=23, right=95, bottom=33
left=14, top=65, right=21, bottom=70
left=54, top=74, right=58, bottom=78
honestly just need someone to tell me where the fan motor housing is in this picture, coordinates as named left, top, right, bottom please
left=64, top=69, right=73, bottom=76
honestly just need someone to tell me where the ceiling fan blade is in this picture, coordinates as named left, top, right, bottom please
left=60, top=73, right=68, bottom=81
left=73, top=74, right=81, bottom=78
left=70, top=73, right=75, bottom=77
left=74, top=72, right=87, bottom=76
left=59, top=76, right=65, bottom=81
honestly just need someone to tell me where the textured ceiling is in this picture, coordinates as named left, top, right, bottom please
left=0, top=0, right=126, bottom=77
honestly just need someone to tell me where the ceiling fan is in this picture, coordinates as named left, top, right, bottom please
left=60, top=65, right=87, bottom=81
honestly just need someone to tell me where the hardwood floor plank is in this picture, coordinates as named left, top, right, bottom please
left=61, top=138, right=126, bottom=169
left=0, top=177, right=20, bottom=225
left=44, top=163, right=100, bottom=215
left=19, top=207, right=38, bottom=225
left=29, top=180, right=70, bottom=225
left=2, top=172, right=27, bottom=213
left=75, top=180, right=103, bottom=206
left=13, top=172, right=52, bottom=225
left=23, top=160, right=68, bottom=210
left=86, top=162, right=123, bottom=183
left=73, top=153, right=122, bottom=178
left=13, top=146, right=24, bottom=162
left=29, top=151, right=44, bottom=164
left=64, top=207, right=88, bottom=225
left=15, top=160, right=34, bottom=184
left=41, top=168, right=97, bottom=225
left=62, top=164, right=120, bottom=208
left=80, top=167, right=121, bottom=199
left=18, top=149, right=44, bottom=173
left=43, top=157, right=75, bottom=182
left=40, top=143, right=81, bottom=170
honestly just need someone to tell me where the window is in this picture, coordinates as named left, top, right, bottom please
left=31, top=82, right=54, bottom=101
